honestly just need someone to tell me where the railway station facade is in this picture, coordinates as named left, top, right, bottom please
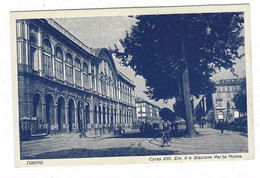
left=16, top=18, right=136, bottom=134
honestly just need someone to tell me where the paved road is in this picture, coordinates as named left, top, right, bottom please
left=20, top=127, right=248, bottom=159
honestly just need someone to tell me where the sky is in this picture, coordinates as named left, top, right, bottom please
left=54, top=15, right=245, bottom=110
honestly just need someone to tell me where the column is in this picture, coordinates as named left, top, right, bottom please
left=37, top=29, right=44, bottom=76
left=63, top=55, right=66, bottom=82
left=16, top=20, right=23, bottom=64
left=75, top=107, right=78, bottom=131
left=52, top=54, right=55, bottom=79
left=81, top=106, right=84, bottom=129
left=65, top=104, right=68, bottom=132
left=89, top=63, right=92, bottom=90
left=54, top=104, right=58, bottom=130
left=24, top=21, right=29, bottom=65
left=81, top=61, right=84, bottom=88
left=73, top=61, right=76, bottom=85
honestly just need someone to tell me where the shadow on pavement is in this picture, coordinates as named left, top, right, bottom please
left=118, top=129, right=187, bottom=139
left=21, top=147, right=176, bottom=159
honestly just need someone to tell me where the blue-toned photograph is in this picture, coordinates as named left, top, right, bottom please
left=15, top=10, right=249, bottom=160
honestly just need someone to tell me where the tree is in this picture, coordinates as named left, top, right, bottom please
left=159, top=108, right=176, bottom=122
left=233, top=78, right=247, bottom=114
left=113, top=13, right=244, bottom=137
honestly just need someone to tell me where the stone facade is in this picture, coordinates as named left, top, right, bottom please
left=135, top=97, right=161, bottom=122
left=16, top=19, right=136, bottom=134
left=212, top=78, right=244, bottom=123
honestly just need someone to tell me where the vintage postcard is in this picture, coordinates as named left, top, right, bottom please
left=10, top=4, right=253, bottom=167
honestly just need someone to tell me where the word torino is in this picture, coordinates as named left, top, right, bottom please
left=26, top=161, right=43, bottom=165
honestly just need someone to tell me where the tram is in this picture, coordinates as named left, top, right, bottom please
left=19, top=117, right=48, bottom=140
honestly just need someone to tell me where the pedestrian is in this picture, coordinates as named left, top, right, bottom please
left=219, top=120, right=224, bottom=133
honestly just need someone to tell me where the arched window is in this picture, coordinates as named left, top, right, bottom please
left=42, top=39, right=52, bottom=76
left=54, top=46, right=64, bottom=80
left=75, top=58, right=81, bottom=86
left=234, top=111, right=240, bottom=118
left=30, top=35, right=38, bottom=71
left=83, top=63, right=88, bottom=89
left=65, top=53, right=73, bottom=84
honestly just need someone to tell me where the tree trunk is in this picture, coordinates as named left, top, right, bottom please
left=182, top=66, right=197, bottom=137
left=181, top=37, right=197, bottom=137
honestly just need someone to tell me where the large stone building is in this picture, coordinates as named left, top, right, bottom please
left=135, top=97, right=161, bottom=122
left=16, top=18, right=136, bottom=135
left=212, top=78, right=244, bottom=123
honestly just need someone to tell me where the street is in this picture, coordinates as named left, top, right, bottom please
left=20, top=126, right=248, bottom=159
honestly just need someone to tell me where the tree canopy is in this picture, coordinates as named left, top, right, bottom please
left=113, top=13, right=244, bottom=101
left=159, top=108, right=176, bottom=122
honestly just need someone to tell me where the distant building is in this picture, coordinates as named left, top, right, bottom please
left=212, top=78, right=244, bottom=123
left=135, top=97, right=161, bottom=122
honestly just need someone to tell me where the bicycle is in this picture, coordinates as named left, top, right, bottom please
left=161, top=131, right=171, bottom=148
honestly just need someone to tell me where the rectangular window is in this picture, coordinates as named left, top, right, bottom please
left=217, top=100, right=222, bottom=107
left=66, top=66, right=73, bottom=84
left=83, top=73, right=88, bottom=89
left=43, top=54, right=52, bottom=76
left=75, top=70, right=81, bottom=86
left=55, top=60, right=63, bottom=80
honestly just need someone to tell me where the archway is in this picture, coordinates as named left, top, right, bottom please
left=32, top=93, right=42, bottom=119
left=98, top=105, right=102, bottom=124
left=111, top=108, right=113, bottom=124
left=57, top=97, right=65, bottom=131
left=107, top=107, right=110, bottom=124
left=114, top=109, right=116, bottom=124
left=94, top=105, right=98, bottom=124
left=68, top=99, right=75, bottom=132
left=234, top=110, right=240, bottom=119
left=46, top=94, right=55, bottom=133
left=102, top=106, right=106, bottom=124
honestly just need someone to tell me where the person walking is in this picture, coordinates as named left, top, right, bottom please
left=219, top=120, right=224, bottom=134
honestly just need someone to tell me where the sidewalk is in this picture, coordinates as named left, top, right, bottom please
left=146, top=127, right=248, bottom=154
left=20, top=127, right=248, bottom=159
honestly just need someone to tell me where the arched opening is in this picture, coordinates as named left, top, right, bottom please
left=102, top=106, right=106, bottom=124
left=98, top=105, right=102, bottom=124
left=65, top=52, right=73, bottom=84
left=30, top=35, right=38, bottom=71
left=107, top=107, right=110, bottom=124
left=46, top=94, right=55, bottom=133
left=85, top=103, right=90, bottom=126
left=111, top=108, right=114, bottom=124
left=75, top=58, right=81, bottom=86
left=234, top=110, right=240, bottom=119
left=57, top=97, right=65, bottom=131
left=68, top=99, right=75, bottom=132
left=126, top=111, right=129, bottom=124
left=94, top=105, right=98, bottom=124
left=33, top=93, right=42, bottom=119
left=114, top=109, right=116, bottom=124
left=42, top=39, right=52, bottom=76
left=54, top=46, right=64, bottom=80
left=83, top=62, right=88, bottom=89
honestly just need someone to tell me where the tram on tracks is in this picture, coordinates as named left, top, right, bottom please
left=19, top=117, right=48, bottom=140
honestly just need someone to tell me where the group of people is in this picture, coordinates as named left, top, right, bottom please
left=139, top=120, right=179, bottom=137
